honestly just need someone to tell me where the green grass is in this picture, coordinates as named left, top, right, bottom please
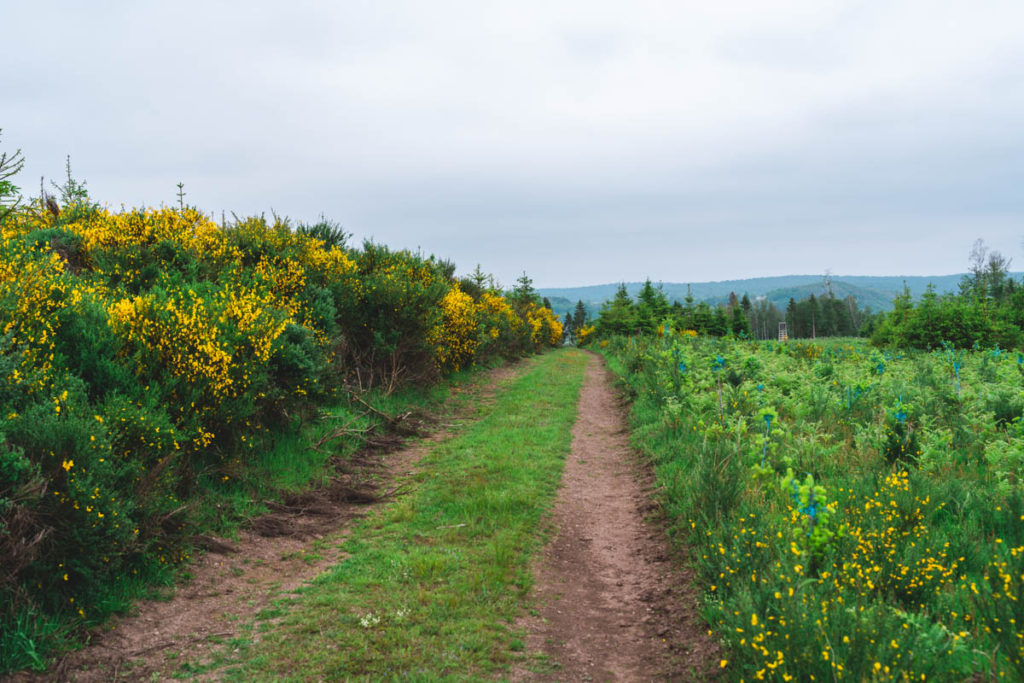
left=216, top=348, right=589, bottom=681
left=0, top=560, right=179, bottom=675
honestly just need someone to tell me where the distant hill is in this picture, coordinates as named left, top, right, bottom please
left=538, top=273, right=1021, bottom=315
left=542, top=296, right=600, bottom=321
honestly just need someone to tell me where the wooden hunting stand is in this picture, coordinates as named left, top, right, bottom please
left=778, top=321, right=788, bottom=342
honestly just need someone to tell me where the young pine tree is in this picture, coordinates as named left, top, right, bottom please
left=572, top=300, right=588, bottom=331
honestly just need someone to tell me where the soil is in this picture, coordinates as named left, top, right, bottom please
left=514, top=352, right=719, bottom=682
left=7, top=364, right=520, bottom=683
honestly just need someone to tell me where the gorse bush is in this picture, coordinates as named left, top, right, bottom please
left=0, top=163, right=560, bottom=670
left=603, top=333, right=1024, bottom=680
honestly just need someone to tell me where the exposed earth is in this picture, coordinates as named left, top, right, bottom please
left=514, top=354, right=718, bottom=681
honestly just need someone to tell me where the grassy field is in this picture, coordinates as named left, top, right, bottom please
left=176, top=348, right=589, bottom=681
left=601, top=334, right=1024, bottom=680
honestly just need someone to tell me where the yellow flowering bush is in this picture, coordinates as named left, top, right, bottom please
left=107, top=292, right=236, bottom=399
left=524, top=303, right=564, bottom=349
left=429, top=285, right=479, bottom=372
left=0, top=239, right=67, bottom=392
left=107, top=285, right=289, bottom=400
left=472, top=291, right=525, bottom=360
left=576, top=324, right=596, bottom=345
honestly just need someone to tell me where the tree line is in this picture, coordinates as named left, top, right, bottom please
left=585, top=238, right=1024, bottom=350
left=590, top=279, right=874, bottom=341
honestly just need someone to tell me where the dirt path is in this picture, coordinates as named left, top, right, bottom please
left=515, top=353, right=718, bottom=682
left=9, top=364, right=520, bottom=683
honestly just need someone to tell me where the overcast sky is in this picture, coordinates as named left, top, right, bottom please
left=3, top=1, right=1024, bottom=288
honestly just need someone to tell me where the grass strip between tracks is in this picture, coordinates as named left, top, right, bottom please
left=224, top=348, right=588, bottom=681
